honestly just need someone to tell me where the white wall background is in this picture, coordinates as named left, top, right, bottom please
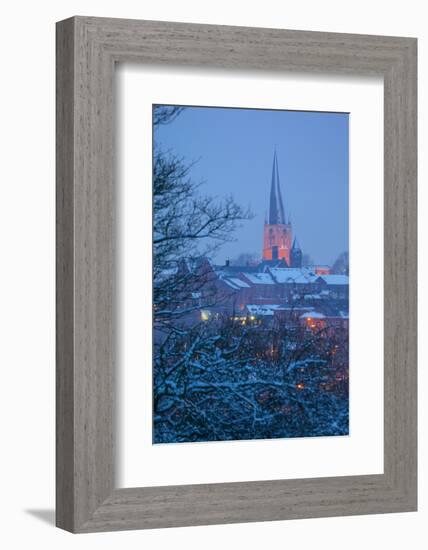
left=0, top=1, right=424, bottom=548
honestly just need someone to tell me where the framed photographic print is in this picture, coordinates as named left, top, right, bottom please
left=56, top=16, right=417, bottom=532
left=150, top=105, right=351, bottom=446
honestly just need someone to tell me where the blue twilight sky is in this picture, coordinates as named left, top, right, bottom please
left=154, top=105, right=349, bottom=266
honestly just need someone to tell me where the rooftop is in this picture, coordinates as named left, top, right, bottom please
left=246, top=304, right=282, bottom=316
left=241, top=272, right=275, bottom=285
left=269, top=267, right=317, bottom=284
left=222, top=277, right=251, bottom=290
left=318, top=274, right=349, bottom=286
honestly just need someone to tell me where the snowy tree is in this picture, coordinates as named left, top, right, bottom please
left=154, top=315, right=348, bottom=443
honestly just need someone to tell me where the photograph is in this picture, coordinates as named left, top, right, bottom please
left=152, top=104, right=350, bottom=444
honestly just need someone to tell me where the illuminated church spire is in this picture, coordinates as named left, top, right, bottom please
left=269, top=150, right=286, bottom=225
left=262, top=150, right=293, bottom=265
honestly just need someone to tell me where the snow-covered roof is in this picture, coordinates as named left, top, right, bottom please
left=242, top=272, right=275, bottom=285
left=269, top=267, right=317, bottom=284
left=222, top=277, right=251, bottom=290
left=246, top=304, right=282, bottom=316
left=228, top=277, right=250, bottom=288
left=319, top=274, right=349, bottom=286
left=300, top=311, right=325, bottom=319
left=222, top=279, right=239, bottom=289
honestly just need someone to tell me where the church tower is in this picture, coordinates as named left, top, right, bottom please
left=290, top=237, right=302, bottom=268
left=262, top=151, right=292, bottom=265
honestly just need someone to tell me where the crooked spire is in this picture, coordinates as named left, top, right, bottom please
left=269, top=150, right=286, bottom=225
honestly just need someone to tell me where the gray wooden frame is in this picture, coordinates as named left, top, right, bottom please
left=56, top=16, right=417, bottom=533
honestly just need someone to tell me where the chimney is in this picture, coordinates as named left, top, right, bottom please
left=272, top=246, right=279, bottom=260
